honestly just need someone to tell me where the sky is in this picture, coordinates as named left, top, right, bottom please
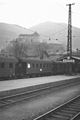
left=0, top=0, right=80, bottom=28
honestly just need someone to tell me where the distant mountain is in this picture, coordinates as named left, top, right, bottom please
left=0, top=23, right=33, bottom=49
left=31, top=21, right=80, bottom=49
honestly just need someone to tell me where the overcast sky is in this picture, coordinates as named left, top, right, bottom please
left=0, top=0, right=80, bottom=28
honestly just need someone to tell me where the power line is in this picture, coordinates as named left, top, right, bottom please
left=22, top=25, right=68, bottom=39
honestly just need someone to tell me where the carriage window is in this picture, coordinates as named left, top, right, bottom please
left=9, top=63, right=13, bottom=68
left=43, top=64, right=45, bottom=67
left=27, top=63, right=31, bottom=68
left=1, top=63, right=5, bottom=68
left=45, top=64, right=47, bottom=67
left=32, top=63, right=34, bottom=68
left=40, top=64, right=42, bottom=68
left=36, top=64, right=38, bottom=68
left=46, top=64, right=48, bottom=67
left=40, top=68, right=42, bottom=71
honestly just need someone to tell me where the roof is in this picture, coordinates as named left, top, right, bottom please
left=0, top=55, right=18, bottom=62
left=71, top=56, right=80, bottom=60
left=19, top=57, right=53, bottom=63
left=57, top=55, right=80, bottom=62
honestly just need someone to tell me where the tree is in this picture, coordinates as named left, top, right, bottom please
left=11, top=39, right=27, bottom=59
left=36, top=43, right=49, bottom=59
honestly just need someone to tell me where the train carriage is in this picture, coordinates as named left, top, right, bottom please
left=0, top=55, right=79, bottom=80
left=15, top=58, right=53, bottom=78
left=0, top=55, right=18, bottom=80
left=52, top=61, right=75, bottom=75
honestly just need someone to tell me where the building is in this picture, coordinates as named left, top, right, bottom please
left=18, top=32, right=40, bottom=43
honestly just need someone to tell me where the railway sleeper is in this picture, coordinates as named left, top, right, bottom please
left=68, top=101, right=80, bottom=104
left=68, top=103, right=80, bottom=106
left=50, top=114, right=70, bottom=119
left=53, top=113, right=74, bottom=118
left=68, top=103, right=80, bottom=105
left=45, top=118, right=64, bottom=120
left=64, top=107, right=80, bottom=111
left=68, top=106, right=80, bottom=109
left=1, top=100, right=14, bottom=103
left=71, top=100, right=80, bottom=103
left=60, top=109, right=78, bottom=114
left=61, top=109, right=80, bottom=113
left=54, top=111, right=76, bottom=117
left=66, top=106, right=80, bottom=110
left=67, top=104, right=80, bottom=107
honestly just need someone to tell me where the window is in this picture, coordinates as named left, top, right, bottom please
left=32, top=63, right=34, bottom=68
left=1, top=62, right=5, bottom=68
left=40, top=64, right=42, bottom=68
left=43, top=64, right=45, bottom=67
left=9, top=63, right=13, bottom=68
left=45, top=64, right=47, bottom=67
left=40, top=68, right=42, bottom=72
left=27, top=63, right=31, bottom=68
left=36, top=64, right=38, bottom=68
left=44, top=64, right=46, bottom=67
left=19, top=63, right=22, bottom=67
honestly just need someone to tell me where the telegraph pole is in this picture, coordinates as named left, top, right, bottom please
left=66, top=3, right=75, bottom=59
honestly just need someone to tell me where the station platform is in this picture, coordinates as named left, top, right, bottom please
left=0, top=75, right=80, bottom=92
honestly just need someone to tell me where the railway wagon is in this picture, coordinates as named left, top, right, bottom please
left=52, top=62, right=65, bottom=74
left=52, top=61, right=75, bottom=75
left=73, top=62, right=80, bottom=73
left=0, top=55, right=18, bottom=80
left=15, top=58, right=53, bottom=78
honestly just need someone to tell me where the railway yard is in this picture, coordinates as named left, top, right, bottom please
left=0, top=75, right=80, bottom=120
left=1, top=1, right=80, bottom=120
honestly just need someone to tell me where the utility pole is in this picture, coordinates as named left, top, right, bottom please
left=66, top=3, right=75, bottom=59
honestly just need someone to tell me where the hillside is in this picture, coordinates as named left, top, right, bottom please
left=0, top=22, right=65, bottom=59
left=0, top=23, right=33, bottom=49
left=0, top=22, right=80, bottom=50
left=31, top=21, right=80, bottom=49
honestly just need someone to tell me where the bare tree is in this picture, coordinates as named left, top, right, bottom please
left=36, top=43, right=49, bottom=59
left=11, top=39, right=28, bottom=59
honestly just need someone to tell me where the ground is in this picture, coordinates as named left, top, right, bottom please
left=0, top=84, right=80, bottom=120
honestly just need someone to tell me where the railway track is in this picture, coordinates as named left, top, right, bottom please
left=0, top=83, right=68, bottom=108
left=0, top=80, right=80, bottom=108
left=0, top=85, right=56, bottom=108
left=34, top=95, right=80, bottom=120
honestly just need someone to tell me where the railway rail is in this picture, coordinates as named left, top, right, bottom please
left=0, top=85, right=55, bottom=108
left=0, top=79, right=80, bottom=109
left=2, top=86, right=64, bottom=107
left=0, top=83, right=70, bottom=108
left=34, top=95, right=80, bottom=120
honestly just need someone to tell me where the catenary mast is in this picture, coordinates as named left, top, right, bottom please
left=66, top=3, right=75, bottom=59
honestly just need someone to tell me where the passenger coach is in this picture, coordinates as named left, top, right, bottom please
left=15, top=58, right=53, bottom=78
left=0, top=55, right=79, bottom=80
left=0, top=55, right=17, bottom=80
